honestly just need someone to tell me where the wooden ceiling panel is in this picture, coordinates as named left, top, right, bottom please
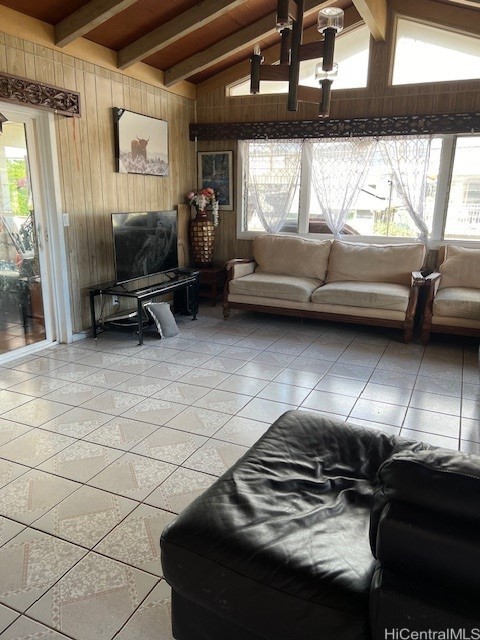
left=0, top=0, right=88, bottom=24
left=142, top=9, right=278, bottom=70
left=85, top=0, right=201, bottom=50
left=189, top=32, right=279, bottom=83
left=85, top=4, right=167, bottom=50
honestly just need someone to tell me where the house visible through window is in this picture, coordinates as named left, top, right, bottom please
left=444, top=137, right=480, bottom=241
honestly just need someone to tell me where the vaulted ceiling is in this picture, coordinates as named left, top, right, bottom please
left=1, top=0, right=479, bottom=89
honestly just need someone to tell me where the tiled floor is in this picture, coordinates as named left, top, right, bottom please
left=0, top=305, right=479, bottom=639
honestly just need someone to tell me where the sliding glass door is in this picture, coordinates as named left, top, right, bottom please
left=0, top=110, right=47, bottom=355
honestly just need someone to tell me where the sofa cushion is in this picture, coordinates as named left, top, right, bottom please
left=229, top=272, right=321, bottom=303
left=439, top=245, right=480, bottom=290
left=254, top=235, right=331, bottom=283
left=311, top=281, right=411, bottom=311
left=433, top=287, right=480, bottom=320
left=326, top=241, right=425, bottom=286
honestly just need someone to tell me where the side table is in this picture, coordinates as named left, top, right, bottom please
left=198, top=266, right=226, bottom=307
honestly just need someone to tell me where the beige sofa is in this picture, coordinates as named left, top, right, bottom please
left=223, top=235, right=426, bottom=342
left=421, top=244, right=480, bottom=343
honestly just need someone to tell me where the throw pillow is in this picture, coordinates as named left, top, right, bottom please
left=144, top=302, right=179, bottom=338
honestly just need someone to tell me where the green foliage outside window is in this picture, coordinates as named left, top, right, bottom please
left=6, top=159, right=30, bottom=216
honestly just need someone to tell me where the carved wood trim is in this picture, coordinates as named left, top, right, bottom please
left=190, top=111, right=480, bottom=141
left=0, top=72, right=81, bottom=117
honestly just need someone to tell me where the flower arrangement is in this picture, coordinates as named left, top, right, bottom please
left=187, top=188, right=220, bottom=226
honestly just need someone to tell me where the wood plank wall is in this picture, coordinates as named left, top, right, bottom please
left=0, top=31, right=195, bottom=333
left=195, top=5, right=480, bottom=266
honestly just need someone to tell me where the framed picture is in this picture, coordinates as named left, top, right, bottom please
left=113, top=108, right=169, bottom=176
left=197, top=151, right=233, bottom=210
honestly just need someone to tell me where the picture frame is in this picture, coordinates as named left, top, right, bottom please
left=113, top=107, right=169, bottom=176
left=197, top=151, right=233, bottom=211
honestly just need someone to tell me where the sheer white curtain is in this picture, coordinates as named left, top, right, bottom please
left=240, top=139, right=302, bottom=234
left=379, top=136, right=433, bottom=242
left=306, top=138, right=376, bottom=238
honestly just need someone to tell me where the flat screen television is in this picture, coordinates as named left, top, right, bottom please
left=112, top=210, right=178, bottom=284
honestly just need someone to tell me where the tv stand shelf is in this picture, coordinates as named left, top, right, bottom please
left=89, top=269, right=200, bottom=345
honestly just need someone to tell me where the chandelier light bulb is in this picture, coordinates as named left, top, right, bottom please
left=317, top=7, right=344, bottom=34
left=315, top=61, right=339, bottom=81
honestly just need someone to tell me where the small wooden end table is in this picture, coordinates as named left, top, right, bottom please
left=198, top=266, right=226, bottom=307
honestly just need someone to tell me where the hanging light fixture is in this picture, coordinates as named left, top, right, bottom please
left=249, top=1, right=344, bottom=117
left=0, top=112, right=7, bottom=134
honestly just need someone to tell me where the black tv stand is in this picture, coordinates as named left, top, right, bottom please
left=89, top=270, right=200, bottom=345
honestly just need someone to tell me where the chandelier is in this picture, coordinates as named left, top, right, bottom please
left=250, top=1, right=344, bottom=117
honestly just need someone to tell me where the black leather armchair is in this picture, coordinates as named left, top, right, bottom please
left=161, top=411, right=480, bottom=640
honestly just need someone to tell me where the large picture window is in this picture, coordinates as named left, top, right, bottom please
left=238, top=135, right=480, bottom=245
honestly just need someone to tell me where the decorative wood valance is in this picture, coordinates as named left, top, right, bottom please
left=190, top=112, right=480, bottom=141
left=0, top=72, right=81, bottom=117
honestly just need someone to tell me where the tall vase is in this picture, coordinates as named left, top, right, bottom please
left=190, top=208, right=215, bottom=267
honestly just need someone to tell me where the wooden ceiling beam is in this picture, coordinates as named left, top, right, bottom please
left=118, top=0, right=247, bottom=70
left=164, top=0, right=336, bottom=87
left=390, top=0, right=480, bottom=37
left=196, top=5, right=363, bottom=97
left=352, top=0, right=387, bottom=41
left=55, top=0, right=138, bottom=47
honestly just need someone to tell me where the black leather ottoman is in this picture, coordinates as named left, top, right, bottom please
left=161, top=411, right=425, bottom=640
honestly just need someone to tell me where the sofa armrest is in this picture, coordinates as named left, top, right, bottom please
left=370, top=447, right=480, bottom=555
left=225, top=258, right=256, bottom=280
left=402, top=271, right=426, bottom=342
left=420, top=272, right=442, bottom=343
left=223, top=259, right=256, bottom=318
left=411, top=271, right=425, bottom=284
left=369, top=448, right=480, bottom=626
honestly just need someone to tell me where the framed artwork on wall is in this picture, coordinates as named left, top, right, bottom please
left=197, top=151, right=233, bottom=210
left=113, top=108, right=169, bottom=176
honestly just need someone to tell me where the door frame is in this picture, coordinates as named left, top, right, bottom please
left=0, top=102, right=72, bottom=363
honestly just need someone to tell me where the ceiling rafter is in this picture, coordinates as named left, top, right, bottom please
left=118, top=0, right=248, bottom=70
left=196, top=5, right=363, bottom=97
left=352, top=0, right=387, bottom=41
left=55, top=0, right=138, bottom=47
left=164, top=0, right=337, bottom=87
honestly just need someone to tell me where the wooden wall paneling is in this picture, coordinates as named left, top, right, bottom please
left=5, top=38, right=26, bottom=77
left=33, top=44, right=54, bottom=84
left=85, top=72, right=104, bottom=291
left=24, top=50, right=37, bottom=80
left=72, top=68, right=94, bottom=327
left=0, top=34, right=6, bottom=71
left=95, top=74, right=116, bottom=290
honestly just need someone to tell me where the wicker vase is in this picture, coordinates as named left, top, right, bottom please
left=190, top=208, right=214, bottom=267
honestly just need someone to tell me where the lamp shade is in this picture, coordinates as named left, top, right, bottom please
left=317, top=7, right=344, bottom=34
left=315, top=61, right=339, bottom=81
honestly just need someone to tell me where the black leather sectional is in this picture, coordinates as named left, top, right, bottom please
left=161, top=411, right=480, bottom=640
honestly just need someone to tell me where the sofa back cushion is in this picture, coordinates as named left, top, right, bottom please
left=439, top=244, right=480, bottom=290
left=326, top=241, right=426, bottom=286
left=254, top=235, right=332, bottom=283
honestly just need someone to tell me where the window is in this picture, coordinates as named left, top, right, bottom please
left=242, top=140, right=301, bottom=233
left=238, top=134, right=480, bottom=245
left=444, top=137, right=480, bottom=240
left=392, top=18, right=480, bottom=85
left=228, top=25, right=371, bottom=97
left=315, top=139, right=441, bottom=238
